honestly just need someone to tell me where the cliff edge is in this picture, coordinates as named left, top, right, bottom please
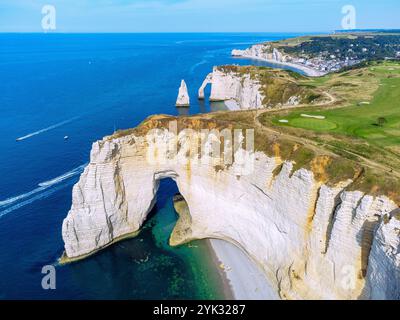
left=61, top=113, right=400, bottom=300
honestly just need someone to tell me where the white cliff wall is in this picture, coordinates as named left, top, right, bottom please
left=198, top=73, right=213, bottom=100
left=62, top=128, right=400, bottom=300
left=365, top=213, right=400, bottom=299
left=208, top=67, right=265, bottom=109
left=200, top=67, right=303, bottom=110
left=232, top=44, right=289, bottom=62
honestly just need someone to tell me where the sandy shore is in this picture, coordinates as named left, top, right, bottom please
left=235, top=54, right=327, bottom=77
left=208, top=239, right=280, bottom=300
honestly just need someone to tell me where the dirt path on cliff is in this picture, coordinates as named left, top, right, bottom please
left=251, top=96, right=400, bottom=179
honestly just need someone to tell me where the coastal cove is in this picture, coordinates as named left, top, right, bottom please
left=0, top=33, right=308, bottom=300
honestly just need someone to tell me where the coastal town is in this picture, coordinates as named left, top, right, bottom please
left=233, top=32, right=400, bottom=75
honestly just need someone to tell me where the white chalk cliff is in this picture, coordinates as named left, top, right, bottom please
left=62, top=118, right=400, bottom=300
left=198, top=67, right=304, bottom=110
left=198, top=73, right=213, bottom=100
left=198, top=67, right=264, bottom=109
left=208, top=67, right=264, bottom=110
left=232, top=45, right=287, bottom=63
left=176, top=80, right=190, bottom=106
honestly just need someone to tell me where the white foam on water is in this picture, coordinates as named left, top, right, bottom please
left=0, top=181, right=75, bottom=219
left=190, top=59, right=208, bottom=74
left=16, top=116, right=80, bottom=141
left=0, top=164, right=87, bottom=210
left=0, top=186, right=47, bottom=208
left=38, top=164, right=87, bottom=187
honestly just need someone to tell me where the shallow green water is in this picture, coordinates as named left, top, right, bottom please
left=150, top=183, right=226, bottom=299
left=51, top=179, right=226, bottom=300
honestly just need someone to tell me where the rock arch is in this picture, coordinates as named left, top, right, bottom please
left=198, top=73, right=213, bottom=100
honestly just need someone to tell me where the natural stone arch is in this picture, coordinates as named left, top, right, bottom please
left=61, top=131, right=287, bottom=295
left=153, top=170, right=194, bottom=246
left=198, top=73, right=213, bottom=100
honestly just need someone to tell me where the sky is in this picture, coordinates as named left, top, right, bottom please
left=0, top=0, right=399, bottom=33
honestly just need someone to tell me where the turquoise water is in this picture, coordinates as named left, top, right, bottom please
left=0, top=33, right=303, bottom=299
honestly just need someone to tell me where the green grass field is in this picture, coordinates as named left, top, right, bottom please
left=272, top=62, right=400, bottom=149
left=287, top=118, right=338, bottom=130
left=258, top=61, right=400, bottom=203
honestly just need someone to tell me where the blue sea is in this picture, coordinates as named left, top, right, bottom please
left=0, top=33, right=303, bottom=299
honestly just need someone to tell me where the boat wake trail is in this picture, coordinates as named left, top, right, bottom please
left=16, top=116, right=80, bottom=141
left=190, top=59, right=207, bottom=74
left=0, top=185, right=47, bottom=208
left=0, top=181, right=76, bottom=219
left=0, top=164, right=87, bottom=219
left=38, top=164, right=87, bottom=187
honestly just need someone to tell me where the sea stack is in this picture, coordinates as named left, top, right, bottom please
left=176, top=80, right=190, bottom=107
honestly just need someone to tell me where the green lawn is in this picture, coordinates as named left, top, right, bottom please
left=288, top=118, right=338, bottom=130
left=272, top=62, right=400, bottom=148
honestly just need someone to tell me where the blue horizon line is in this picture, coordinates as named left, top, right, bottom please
left=0, top=31, right=332, bottom=35
left=2, top=28, right=399, bottom=35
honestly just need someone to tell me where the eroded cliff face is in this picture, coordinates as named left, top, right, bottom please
left=199, top=66, right=321, bottom=110
left=232, top=44, right=287, bottom=63
left=208, top=67, right=265, bottom=109
left=366, top=212, right=400, bottom=299
left=62, top=116, right=400, bottom=300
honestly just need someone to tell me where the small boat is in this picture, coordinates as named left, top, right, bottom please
left=64, top=136, right=69, bottom=140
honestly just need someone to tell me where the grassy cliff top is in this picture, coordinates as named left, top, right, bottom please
left=259, top=60, right=400, bottom=204
left=111, top=61, right=400, bottom=205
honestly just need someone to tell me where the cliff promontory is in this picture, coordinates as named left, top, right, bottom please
left=61, top=112, right=400, bottom=300
left=198, top=66, right=325, bottom=110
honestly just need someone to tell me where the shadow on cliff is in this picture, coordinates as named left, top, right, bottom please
left=356, top=219, right=380, bottom=300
